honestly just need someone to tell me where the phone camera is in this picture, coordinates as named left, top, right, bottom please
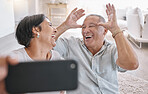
left=70, top=63, right=76, bottom=69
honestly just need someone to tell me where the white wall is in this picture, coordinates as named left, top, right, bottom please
left=39, top=0, right=148, bottom=25
left=13, top=0, right=28, bottom=25
left=0, top=0, right=40, bottom=38
left=28, top=0, right=40, bottom=15
left=13, top=0, right=39, bottom=25
left=2, top=0, right=145, bottom=38
left=66, top=0, right=148, bottom=17
left=0, top=0, right=15, bottom=38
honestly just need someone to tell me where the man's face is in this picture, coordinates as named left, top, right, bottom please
left=82, top=16, right=106, bottom=48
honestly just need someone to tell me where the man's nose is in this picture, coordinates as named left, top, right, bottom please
left=84, top=26, right=91, bottom=31
left=83, top=27, right=90, bottom=33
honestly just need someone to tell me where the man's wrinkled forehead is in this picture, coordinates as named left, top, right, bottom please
left=83, top=16, right=101, bottom=25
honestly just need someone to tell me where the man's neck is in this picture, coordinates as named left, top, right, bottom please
left=88, top=45, right=102, bottom=56
left=87, top=41, right=104, bottom=56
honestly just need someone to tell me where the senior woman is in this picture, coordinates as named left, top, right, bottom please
left=5, top=14, right=64, bottom=94
left=11, top=14, right=61, bottom=62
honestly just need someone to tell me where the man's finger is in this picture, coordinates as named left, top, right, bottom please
left=106, top=4, right=110, bottom=12
left=108, top=3, right=112, bottom=12
left=106, top=9, right=109, bottom=16
left=112, top=4, right=116, bottom=15
left=77, top=13, right=85, bottom=20
left=97, top=22, right=107, bottom=28
left=76, top=9, right=85, bottom=15
left=74, top=9, right=85, bottom=18
left=76, top=25, right=82, bottom=28
left=70, top=8, right=77, bottom=15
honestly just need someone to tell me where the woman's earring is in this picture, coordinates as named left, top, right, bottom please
left=37, top=32, right=40, bottom=38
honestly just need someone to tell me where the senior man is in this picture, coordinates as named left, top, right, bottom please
left=54, top=3, right=139, bottom=94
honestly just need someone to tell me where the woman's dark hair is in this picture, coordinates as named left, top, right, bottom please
left=16, top=14, right=46, bottom=48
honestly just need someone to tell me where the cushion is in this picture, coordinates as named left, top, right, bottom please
left=126, top=7, right=143, bottom=38
left=116, top=9, right=127, bottom=20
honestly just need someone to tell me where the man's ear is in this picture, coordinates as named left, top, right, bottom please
left=103, top=28, right=108, bottom=35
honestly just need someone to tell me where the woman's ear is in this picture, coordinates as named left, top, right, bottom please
left=32, top=27, right=40, bottom=38
left=32, top=27, right=40, bottom=34
left=32, top=27, right=37, bottom=34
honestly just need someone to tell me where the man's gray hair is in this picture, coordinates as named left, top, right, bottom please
left=86, top=14, right=106, bottom=23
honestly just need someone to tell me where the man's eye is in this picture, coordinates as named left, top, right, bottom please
left=89, top=25, right=95, bottom=27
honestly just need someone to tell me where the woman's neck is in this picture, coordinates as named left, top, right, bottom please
left=25, top=44, right=52, bottom=61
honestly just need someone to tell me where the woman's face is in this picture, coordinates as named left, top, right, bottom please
left=38, top=18, right=56, bottom=48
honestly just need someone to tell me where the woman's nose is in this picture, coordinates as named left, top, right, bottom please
left=52, top=27, right=57, bottom=34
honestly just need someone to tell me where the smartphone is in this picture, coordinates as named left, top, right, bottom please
left=5, top=60, right=78, bottom=94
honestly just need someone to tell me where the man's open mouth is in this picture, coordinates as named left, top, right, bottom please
left=85, top=35, right=92, bottom=39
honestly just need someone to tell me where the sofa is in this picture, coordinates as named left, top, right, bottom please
left=126, top=7, right=148, bottom=48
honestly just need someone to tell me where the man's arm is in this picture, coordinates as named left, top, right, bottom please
left=98, top=4, right=139, bottom=70
left=114, top=28, right=138, bottom=70
left=54, top=8, right=85, bottom=41
left=0, top=56, right=18, bottom=94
